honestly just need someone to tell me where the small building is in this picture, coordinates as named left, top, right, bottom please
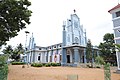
left=108, top=4, right=120, bottom=70
left=26, top=11, right=99, bottom=66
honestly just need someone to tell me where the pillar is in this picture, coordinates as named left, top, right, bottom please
left=84, top=48, right=87, bottom=63
left=74, top=47, right=79, bottom=65
left=116, top=52, right=120, bottom=70
left=92, top=49, right=94, bottom=63
left=61, top=48, right=67, bottom=66
left=61, top=21, right=67, bottom=66
left=97, top=51, right=99, bottom=56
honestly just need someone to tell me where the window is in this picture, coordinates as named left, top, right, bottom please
left=38, top=54, right=41, bottom=61
left=39, top=48, right=41, bottom=50
left=38, top=56, right=40, bottom=60
left=59, top=45, right=61, bottom=47
left=116, top=11, right=120, bottom=17
left=75, top=37, right=79, bottom=43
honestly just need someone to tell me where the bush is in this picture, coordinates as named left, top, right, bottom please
left=31, top=63, right=43, bottom=67
left=11, top=62, right=25, bottom=65
left=0, top=55, right=8, bottom=80
left=95, top=56, right=105, bottom=65
left=96, top=65, right=101, bottom=68
left=45, top=63, right=51, bottom=67
left=86, top=64, right=93, bottom=68
left=51, top=63, right=58, bottom=66
left=51, top=63, right=61, bottom=66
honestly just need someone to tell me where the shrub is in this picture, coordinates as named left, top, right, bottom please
left=45, top=63, right=51, bottom=67
left=51, top=63, right=58, bottom=66
left=95, top=56, right=105, bottom=65
left=11, top=62, right=25, bottom=65
left=0, top=55, right=8, bottom=80
left=96, top=65, right=101, bottom=68
left=86, top=64, right=93, bottom=68
left=51, top=63, right=61, bottom=66
left=42, top=63, right=46, bottom=66
left=57, top=63, right=61, bottom=66
left=104, top=63, right=111, bottom=80
left=31, top=63, right=43, bottom=67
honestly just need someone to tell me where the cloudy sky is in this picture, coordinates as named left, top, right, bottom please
left=6, top=0, right=119, bottom=47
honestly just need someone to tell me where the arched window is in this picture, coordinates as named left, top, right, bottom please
left=75, top=37, right=79, bottom=43
left=38, top=54, right=41, bottom=61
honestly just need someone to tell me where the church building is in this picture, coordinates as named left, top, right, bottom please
left=25, top=11, right=98, bottom=66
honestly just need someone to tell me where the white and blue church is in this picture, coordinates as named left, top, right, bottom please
left=25, top=11, right=98, bottom=66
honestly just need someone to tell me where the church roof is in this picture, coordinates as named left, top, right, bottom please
left=108, top=4, right=120, bottom=13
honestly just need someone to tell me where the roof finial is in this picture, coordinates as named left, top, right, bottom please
left=74, top=9, right=76, bottom=13
left=118, top=0, right=119, bottom=4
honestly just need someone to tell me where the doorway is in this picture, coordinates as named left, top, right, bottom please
left=67, top=55, right=70, bottom=63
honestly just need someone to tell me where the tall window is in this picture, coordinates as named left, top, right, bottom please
left=75, top=37, right=79, bottom=43
left=38, top=54, right=41, bottom=61
left=116, top=11, right=120, bottom=17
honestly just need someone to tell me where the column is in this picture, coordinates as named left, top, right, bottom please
left=46, top=52, right=48, bottom=62
left=74, top=47, right=79, bottom=65
left=79, top=50, right=81, bottom=63
left=97, top=51, right=99, bottom=56
left=92, top=49, right=94, bottom=63
left=61, top=48, right=67, bottom=66
left=116, top=52, right=120, bottom=70
left=32, top=51, right=35, bottom=63
left=84, top=48, right=87, bottom=63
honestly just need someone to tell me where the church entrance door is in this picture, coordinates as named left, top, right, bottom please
left=67, top=55, right=70, bottom=63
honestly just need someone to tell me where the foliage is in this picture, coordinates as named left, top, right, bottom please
left=86, top=39, right=92, bottom=62
left=99, top=33, right=116, bottom=65
left=31, top=63, right=43, bottom=67
left=3, top=43, right=24, bottom=61
left=95, top=56, right=105, bottom=65
left=104, top=63, right=111, bottom=80
left=51, top=63, right=61, bottom=66
left=99, top=33, right=117, bottom=64
left=11, top=62, right=25, bottom=65
left=31, top=63, right=61, bottom=67
left=0, top=55, right=8, bottom=80
left=0, top=0, right=32, bottom=46
left=45, top=63, right=51, bottom=67
left=0, top=55, right=7, bottom=67
left=114, top=44, right=120, bottom=51
left=86, top=39, right=94, bottom=68
left=12, top=43, right=24, bottom=61
left=2, top=45, right=13, bottom=58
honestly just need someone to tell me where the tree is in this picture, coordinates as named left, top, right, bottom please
left=86, top=39, right=92, bottom=63
left=99, top=33, right=116, bottom=65
left=2, top=45, right=13, bottom=58
left=11, top=43, right=24, bottom=61
left=0, top=0, right=32, bottom=46
left=2, top=43, right=24, bottom=61
left=86, top=39, right=94, bottom=67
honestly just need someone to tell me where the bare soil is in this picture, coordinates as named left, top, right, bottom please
left=8, top=65, right=120, bottom=80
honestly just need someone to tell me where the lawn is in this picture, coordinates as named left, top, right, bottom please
left=8, top=65, right=120, bottom=80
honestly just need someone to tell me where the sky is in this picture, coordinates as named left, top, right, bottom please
left=6, top=0, right=120, bottom=48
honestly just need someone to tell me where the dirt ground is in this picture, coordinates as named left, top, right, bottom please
left=8, top=65, right=120, bottom=80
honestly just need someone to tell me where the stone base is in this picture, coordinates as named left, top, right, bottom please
left=61, top=63, right=67, bottom=66
left=116, top=70, right=120, bottom=74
